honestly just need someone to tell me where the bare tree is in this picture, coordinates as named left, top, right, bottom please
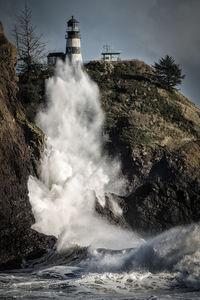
left=13, top=1, right=46, bottom=73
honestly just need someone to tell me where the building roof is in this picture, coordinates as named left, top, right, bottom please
left=101, top=52, right=120, bottom=55
left=67, top=16, right=79, bottom=25
left=47, top=52, right=65, bottom=57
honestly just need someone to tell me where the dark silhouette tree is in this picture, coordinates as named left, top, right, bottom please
left=153, top=55, right=185, bottom=91
left=12, top=1, right=46, bottom=74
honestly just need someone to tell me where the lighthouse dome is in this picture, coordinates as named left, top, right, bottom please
left=67, top=16, right=79, bottom=25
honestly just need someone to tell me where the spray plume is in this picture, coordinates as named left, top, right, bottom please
left=28, top=60, right=142, bottom=250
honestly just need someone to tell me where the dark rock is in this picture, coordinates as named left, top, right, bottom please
left=0, top=229, right=55, bottom=271
left=0, top=22, right=56, bottom=270
left=121, top=179, right=199, bottom=236
left=95, top=193, right=130, bottom=229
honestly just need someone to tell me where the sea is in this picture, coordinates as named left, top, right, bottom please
left=1, top=223, right=200, bottom=299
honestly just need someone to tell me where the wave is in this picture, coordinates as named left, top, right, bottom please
left=19, top=222, right=200, bottom=294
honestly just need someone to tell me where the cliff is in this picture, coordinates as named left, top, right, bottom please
left=0, top=22, right=55, bottom=270
left=86, top=60, right=200, bottom=235
left=2, top=29, right=199, bottom=268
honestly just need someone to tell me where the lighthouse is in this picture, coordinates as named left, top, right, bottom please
left=65, top=16, right=82, bottom=63
left=47, top=16, right=83, bottom=66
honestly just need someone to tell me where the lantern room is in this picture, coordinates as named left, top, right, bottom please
left=66, top=16, right=81, bottom=39
left=68, top=16, right=79, bottom=31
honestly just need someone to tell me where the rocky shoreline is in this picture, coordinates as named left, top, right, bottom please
left=0, top=22, right=200, bottom=269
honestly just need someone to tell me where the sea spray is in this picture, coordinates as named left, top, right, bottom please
left=28, top=60, right=142, bottom=250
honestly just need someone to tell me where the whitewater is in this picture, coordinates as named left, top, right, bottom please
left=1, top=60, right=200, bottom=299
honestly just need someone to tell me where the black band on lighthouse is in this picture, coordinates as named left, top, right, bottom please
left=66, top=47, right=81, bottom=54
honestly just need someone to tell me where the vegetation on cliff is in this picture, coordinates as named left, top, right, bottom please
left=152, top=55, right=185, bottom=91
left=86, top=60, right=199, bottom=152
left=17, top=65, right=53, bottom=121
left=85, top=60, right=200, bottom=234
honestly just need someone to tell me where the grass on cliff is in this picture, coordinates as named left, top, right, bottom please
left=86, top=60, right=200, bottom=150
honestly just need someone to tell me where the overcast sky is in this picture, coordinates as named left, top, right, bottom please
left=0, top=0, right=200, bottom=107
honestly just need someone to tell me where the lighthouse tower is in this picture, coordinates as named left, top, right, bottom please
left=65, top=16, right=82, bottom=63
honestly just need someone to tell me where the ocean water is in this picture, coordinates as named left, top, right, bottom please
left=1, top=60, right=199, bottom=299
left=1, top=223, right=200, bottom=299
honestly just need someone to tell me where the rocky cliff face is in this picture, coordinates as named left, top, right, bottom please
left=2, top=34, right=199, bottom=269
left=0, top=22, right=55, bottom=270
left=86, top=60, right=200, bottom=235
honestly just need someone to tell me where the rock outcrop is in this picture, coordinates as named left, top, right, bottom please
left=2, top=38, right=199, bottom=263
left=86, top=60, right=200, bottom=235
left=0, top=22, right=55, bottom=270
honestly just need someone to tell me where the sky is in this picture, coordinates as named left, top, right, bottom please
left=0, top=0, right=200, bottom=107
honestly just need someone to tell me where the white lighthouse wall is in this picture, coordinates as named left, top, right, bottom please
left=66, top=37, right=82, bottom=62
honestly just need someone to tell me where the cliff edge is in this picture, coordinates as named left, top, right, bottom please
left=0, top=22, right=55, bottom=270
